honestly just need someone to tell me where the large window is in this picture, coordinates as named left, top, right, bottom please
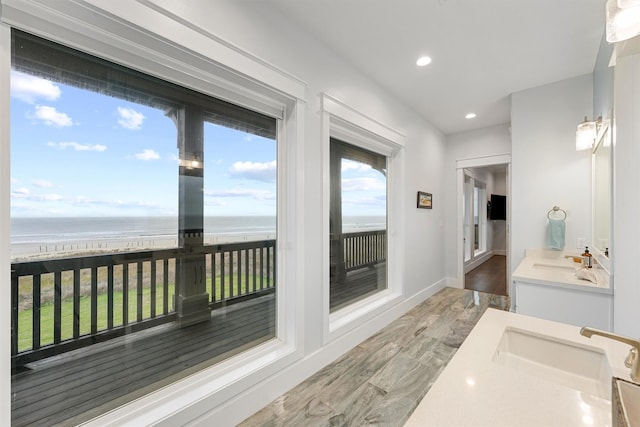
left=10, top=30, right=277, bottom=425
left=329, top=138, right=387, bottom=311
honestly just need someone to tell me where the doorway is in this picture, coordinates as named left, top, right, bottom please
left=456, top=155, right=511, bottom=297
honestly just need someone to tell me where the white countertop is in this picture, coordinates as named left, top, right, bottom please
left=405, top=309, right=633, bottom=427
left=512, top=249, right=611, bottom=294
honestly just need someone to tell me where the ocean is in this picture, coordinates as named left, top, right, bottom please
left=10, top=215, right=386, bottom=259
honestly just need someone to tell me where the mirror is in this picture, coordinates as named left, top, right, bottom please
left=592, top=122, right=612, bottom=260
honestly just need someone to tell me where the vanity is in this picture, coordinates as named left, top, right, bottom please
left=405, top=308, right=636, bottom=426
left=512, top=119, right=615, bottom=331
left=513, top=249, right=613, bottom=330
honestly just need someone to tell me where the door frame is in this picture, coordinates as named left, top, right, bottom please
left=456, top=154, right=511, bottom=295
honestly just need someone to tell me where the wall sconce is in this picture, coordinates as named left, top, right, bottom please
left=576, top=116, right=601, bottom=151
left=606, top=0, right=640, bottom=43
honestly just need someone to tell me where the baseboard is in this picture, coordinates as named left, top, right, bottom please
left=193, top=277, right=448, bottom=426
left=446, top=276, right=463, bottom=289
left=493, top=249, right=507, bottom=256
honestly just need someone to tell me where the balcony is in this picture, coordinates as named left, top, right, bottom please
left=10, top=229, right=386, bottom=426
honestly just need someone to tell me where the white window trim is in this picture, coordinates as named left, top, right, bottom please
left=321, top=93, right=406, bottom=344
left=0, top=23, right=12, bottom=427
left=0, top=1, right=307, bottom=425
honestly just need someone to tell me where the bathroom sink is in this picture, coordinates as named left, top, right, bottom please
left=532, top=262, right=575, bottom=271
left=493, top=327, right=611, bottom=399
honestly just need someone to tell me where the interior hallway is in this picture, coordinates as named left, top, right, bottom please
left=240, top=287, right=508, bottom=426
left=465, top=255, right=507, bottom=296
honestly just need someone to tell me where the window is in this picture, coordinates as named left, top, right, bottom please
left=10, top=30, right=277, bottom=425
left=329, top=138, right=387, bottom=311
left=322, top=94, right=404, bottom=340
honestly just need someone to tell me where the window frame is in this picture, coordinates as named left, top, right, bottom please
left=0, top=1, right=306, bottom=425
left=321, top=93, right=405, bottom=344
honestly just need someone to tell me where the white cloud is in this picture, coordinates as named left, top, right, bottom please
left=342, top=159, right=373, bottom=173
left=11, top=187, right=30, bottom=197
left=48, top=141, right=107, bottom=152
left=117, top=107, right=145, bottom=130
left=11, top=71, right=61, bottom=104
left=36, top=193, right=64, bottom=202
left=33, top=179, right=54, bottom=188
left=204, top=188, right=274, bottom=200
left=11, top=177, right=18, bottom=184
left=33, top=105, right=73, bottom=127
left=229, top=160, right=276, bottom=182
left=135, top=149, right=160, bottom=160
left=342, top=177, right=387, bottom=192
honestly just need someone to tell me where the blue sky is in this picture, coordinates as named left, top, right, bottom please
left=10, top=69, right=386, bottom=217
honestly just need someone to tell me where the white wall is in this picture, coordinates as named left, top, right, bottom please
left=0, top=1, right=448, bottom=425
left=444, top=124, right=511, bottom=279
left=511, top=74, right=593, bottom=275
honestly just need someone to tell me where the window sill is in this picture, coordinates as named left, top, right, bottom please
left=328, top=289, right=403, bottom=342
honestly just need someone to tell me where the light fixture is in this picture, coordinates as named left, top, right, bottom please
left=416, top=56, right=432, bottom=67
left=576, top=116, right=601, bottom=151
left=465, top=113, right=476, bottom=119
left=606, top=0, right=640, bottom=43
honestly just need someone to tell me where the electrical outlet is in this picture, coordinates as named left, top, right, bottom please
left=577, top=237, right=586, bottom=248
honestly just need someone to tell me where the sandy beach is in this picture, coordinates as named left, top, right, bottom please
left=10, top=232, right=276, bottom=262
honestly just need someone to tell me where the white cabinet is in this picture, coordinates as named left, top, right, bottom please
left=515, top=280, right=613, bottom=330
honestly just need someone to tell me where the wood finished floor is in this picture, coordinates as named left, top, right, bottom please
left=240, top=287, right=509, bottom=427
left=465, top=255, right=507, bottom=296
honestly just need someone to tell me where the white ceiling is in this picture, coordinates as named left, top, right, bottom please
left=270, top=0, right=606, bottom=135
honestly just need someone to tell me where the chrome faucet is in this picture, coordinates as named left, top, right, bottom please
left=580, top=327, right=640, bottom=383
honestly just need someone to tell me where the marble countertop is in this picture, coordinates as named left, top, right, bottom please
left=512, top=249, right=611, bottom=294
left=405, top=309, right=634, bottom=427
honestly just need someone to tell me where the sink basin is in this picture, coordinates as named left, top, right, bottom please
left=532, top=262, right=575, bottom=271
left=493, top=327, right=612, bottom=399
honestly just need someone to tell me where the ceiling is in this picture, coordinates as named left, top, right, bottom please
left=269, top=0, right=606, bottom=135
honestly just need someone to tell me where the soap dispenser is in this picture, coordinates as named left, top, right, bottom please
left=581, top=246, right=593, bottom=268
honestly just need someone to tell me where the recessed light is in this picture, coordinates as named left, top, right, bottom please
left=465, top=113, right=477, bottom=119
left=416, top=56, right=432, bottom=67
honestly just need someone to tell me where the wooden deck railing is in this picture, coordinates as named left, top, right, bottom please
left=11, top=229, right=384, bottom=369
left=343, top=229, right=387, bottom=272
left=10, top=240, right=275, bottom=368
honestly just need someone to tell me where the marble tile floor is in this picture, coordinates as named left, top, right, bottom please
left=240, top=287, right=510, bottom=427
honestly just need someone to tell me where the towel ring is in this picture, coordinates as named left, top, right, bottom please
left=547, top=206, right=567, bottom=220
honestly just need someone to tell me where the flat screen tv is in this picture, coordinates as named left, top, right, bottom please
left=489, top=194, right=506, bottom=220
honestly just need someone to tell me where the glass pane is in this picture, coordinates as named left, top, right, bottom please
left=10, top=30, right=277, bottom=426
left=330, top=139, right=387, bottom=312
left=203, top=123, right=277, bottom=243
left=464, top=176, right=472, bottom=262
left=474, top=186, right=479, bottom=250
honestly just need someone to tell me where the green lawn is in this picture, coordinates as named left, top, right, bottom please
left=17, top=274, right=273, bottom=352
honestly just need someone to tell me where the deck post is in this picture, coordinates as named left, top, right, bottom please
left=175, top=105, right=210, bottom=327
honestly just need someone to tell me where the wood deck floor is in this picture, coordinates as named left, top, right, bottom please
left=11, top=268, right=384, bottom=426
left=11, top=293, right=276, bottom=426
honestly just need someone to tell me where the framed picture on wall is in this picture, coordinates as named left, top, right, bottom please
left=417, top=191, right=432, bottom=209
